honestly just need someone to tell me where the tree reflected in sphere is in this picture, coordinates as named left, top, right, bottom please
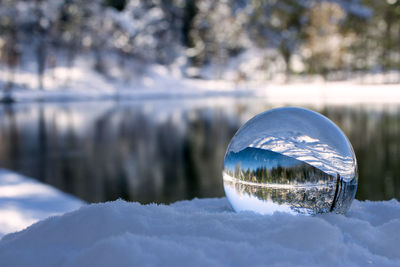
left=223, top=107, right=358, bottom=215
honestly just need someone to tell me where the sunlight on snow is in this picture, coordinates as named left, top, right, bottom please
left=0, top=170, right=85, bottom=238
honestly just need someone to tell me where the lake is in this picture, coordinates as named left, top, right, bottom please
left=0, top=97, right=398, bottom=203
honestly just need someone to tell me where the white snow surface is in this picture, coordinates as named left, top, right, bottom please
left=2, top=58, right=400, bottom=105
left=0, top=169, right=85, bottom=238
left=0, top=198, right=399, bottom=267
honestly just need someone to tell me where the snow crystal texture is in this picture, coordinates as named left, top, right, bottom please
left=0, top=198, right=399, bottom=267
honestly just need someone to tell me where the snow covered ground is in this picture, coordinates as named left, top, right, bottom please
left=5, top=79, right=400, bottom=106
left=2, top=59, right=400, bottom=105
left=0, top=198, right=399, bottom=266
left=0, top=169, right=85, bottom=238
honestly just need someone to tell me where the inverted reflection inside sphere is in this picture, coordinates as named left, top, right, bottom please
left=223, top=107, right=358, bottom=215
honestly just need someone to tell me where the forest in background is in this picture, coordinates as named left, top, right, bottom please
left=1, top=0, right=400, bottom=91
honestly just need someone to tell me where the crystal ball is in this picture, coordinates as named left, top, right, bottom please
left=223, top=107, right=358, bottom=215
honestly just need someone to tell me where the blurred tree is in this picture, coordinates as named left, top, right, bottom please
left=247, top=0, right=308, bottom=77
left=57, top=0, right=88, bottom=69
left=104, top=0, right=127, bottom=11
left=108, top=0, right=184, bottom=65
left=328, top=0, right=400, bottom=80
left=182, top=0, right=198, bottom=48
left=302, top=1, right=347, bottom=77
left=188, top=0, right=247, bottom=75
left=33, top=0, right=51, bottom=90
left=0, top=0, right=20, bottom=98
left=366, top=0, right=400, bottom=71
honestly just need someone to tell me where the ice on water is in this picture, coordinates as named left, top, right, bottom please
left=223, top=107, right=358, bottom=215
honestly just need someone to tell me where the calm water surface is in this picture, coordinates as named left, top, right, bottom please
left=0, top=98, right=399, bottom=203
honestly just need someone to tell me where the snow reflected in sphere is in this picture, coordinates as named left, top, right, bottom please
left=223, top=107, right=358, bottom=215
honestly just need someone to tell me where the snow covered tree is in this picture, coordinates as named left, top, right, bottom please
left=0, top=0, right=21, bottom=95
left=302, top=1, right=347, bottom=76
left=351, top=0, right=400, bottom=72
left=109, top=0, right=184, bottom=64
left=302, top=0, right=372, bottom=77
left=246, top=0, right=309, bottom=76
left=188, top=0, right=248, bottom=73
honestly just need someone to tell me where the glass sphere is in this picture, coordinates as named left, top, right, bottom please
left=223, top=107, right=358, bottom=215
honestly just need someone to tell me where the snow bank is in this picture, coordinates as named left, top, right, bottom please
left=2, top=57, right=400, bottom=105
left=0, top=60, right=252, bottom=103
left=0, top=198, right=399, bottom=267
left=4, top=80, right=400, bottom=105
left=0, top=169, right=85, bottom=238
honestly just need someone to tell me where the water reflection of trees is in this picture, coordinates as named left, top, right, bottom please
left=0, top=104, right=399, bottom=202
left=0, top=104, right=238, bottom=203
left=224, top=179, right=335, bottom=214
